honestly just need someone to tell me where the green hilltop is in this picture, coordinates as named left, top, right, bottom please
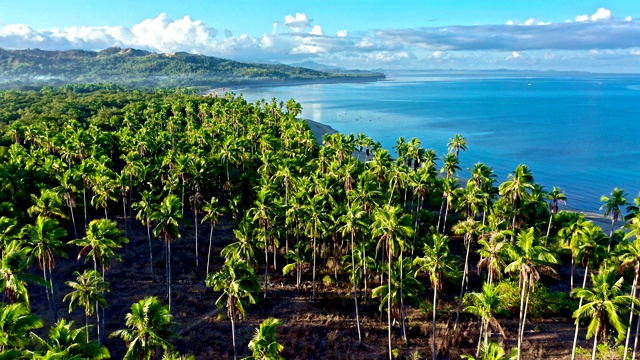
left=0, top=47, right=384, bottom=89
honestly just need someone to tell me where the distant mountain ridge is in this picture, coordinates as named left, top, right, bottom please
left=0, top=47, right=385, bottom=89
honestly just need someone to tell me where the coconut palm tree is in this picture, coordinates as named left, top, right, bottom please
left=188, top=191, right=203, bottom=267
left=206, top=258, right=260, bottom=360
left=477, top=228, right=512, bottom=286
left=572, top=264, right=639, bottom=360
left=302, top=194, right=330, bottom=303
left=546, top=187, right=567, bottom=237
left=338, top=201, right=367, bottom=344
left=152, top=194, right=183, bottom=313
left=453, top=217, right=482, bottom=330
left=31, top=318, right=110, bottom=359
left=499, top=165, right=534, bottom=233
left=505, top=227, right=559, bottom=360
left=414, top=233, right=455, bottom=360
left=250, top=187, right=275, bottom=298
left=133, top=190, right=158, bottom=281
left=64, top=270, right=108, bottom=343
left=619, top=220, right=640, bottom=360
left=21, top=216, right=67, bottom=323
left=461, top=341, right=517, bottom=360
left=221, top=221, right=258, bottom=266
left=110, top=296, right=176, bottom=360
left=600, top=187, right=628, bottom=242
left=245, top=318, right=285, bottom=360
left=464, top=283, right=507, bottom=356
left=201, top=196, right=224, bottom=279
left=27, top=188, right=68, bottom=221
left=448, top=134, right=468, bottom=159
left=0, top=302, right=43, bottom=353
left=0, top=240, right=41, bottom=305
left=54, top=169, right=81, bottom=239
left=372, top=204, right=413, bottom=360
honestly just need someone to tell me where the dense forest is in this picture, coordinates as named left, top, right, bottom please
left=0, top=47, right=384, bottom=89
left=0, top=84, right=639, bottom=359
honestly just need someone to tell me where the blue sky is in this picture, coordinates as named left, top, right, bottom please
left=1, top=1, right=640, bottom=72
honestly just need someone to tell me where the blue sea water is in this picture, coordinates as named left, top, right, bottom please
left=239, top=70, right=640, bottom=214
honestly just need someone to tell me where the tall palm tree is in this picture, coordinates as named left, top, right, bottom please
left=414, top=233, right=455, bottom=360
left=505, top=227, right=559, bottom=360
left=201, top=197, right=224, bottom=279
left=572, top=265, right=639, bottom=360
left=110, top=296, right=176, bottom=360
left=0, top=240, right=41, bottom=305
left=250, top=187, right=274, bottom=298
left=188, top=191, right=203, bottom=267
left=64, top=270, right=108, bottom=343
left=338, top=201, right=366, bottom=344
left=152, top=194, right=183, bottom=313
left=302, top=194, right=330, bottom=303
left=620, top=220, right=640, bottom=360
left=22, top=216, right=67, bottom=323
left=545, top=187, right=567, bottom=237
left=477, top=229, right=512, bottom=286
left=372, top=204, right=412, bottom=360
left=54, top=169, right=81, bottom=239
left=245, top=318, right=285, bottom=360
left=499, top=165, right=534, bottom=233
left=448, top=134, right=468, bottom=159
left=600, top=187, right=628, bottom=241
left=453, top=217, right=482, bottom=330
left=133, top=190, right=158, bottom=281
left=206, top=258, right=260, bottom=360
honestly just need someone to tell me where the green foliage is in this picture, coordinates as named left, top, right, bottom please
left=245, top=318, right=284, bottom=360
left=322, top=275, right=333, bottom=287
left=491, top=279, right=574, bottom=319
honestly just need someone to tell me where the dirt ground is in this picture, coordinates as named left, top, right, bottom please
left=28, top=213, right=597, bottom=359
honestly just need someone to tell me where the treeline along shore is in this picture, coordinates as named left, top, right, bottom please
left=0, top=84, right=639, bottom=359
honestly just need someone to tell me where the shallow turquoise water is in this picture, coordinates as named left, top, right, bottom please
left=239, top=70, right=640, bottom=213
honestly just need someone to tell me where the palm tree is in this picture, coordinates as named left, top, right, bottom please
left=477, top=229, right=511, bottom=286
left=448, top=134, right=468, bottom=159
left=245, top=318, right=285, bottom=360
left=0, top=302, right=43, bottom=353
left=571, top=265, right=639, bottom=360
left=250, top=187, right=274, bottom=298
left=546, top=187, right=567, bottom=237
left=27, top=188, right=68, bottom=220
left=414, top=233, right=455, bottom=360
left=505, top=227, right=559, bottom=360
left=206, top=258, right=260, bottom=360
left=302, top=194, right=330, bottom=303
left=64, top=270, right=108, bottom=343
left=338, top=201, right=366, bottom=344
left=31, top=319, right=110, bottom=359
left=0, top=240, right=41, bottom=305
left=499, top=165, right=534, bottom=232
left=201, top=196, right=224, bottom=278
left=22, top=216, right=67, bottom=323
left=133, top=190, right=157, bottom=281
left=619, top=221, right=640, bottom=360
left=110, top=296, right=176, bottom=360
left=152, top=194, right=183, bottom=313
left=221, top=221, right=258, bottom=266
left=188, top=191, right=203, bottom=267
left=453, top=217, right=482, bottom=330
left=600, top=187, right=628, bottom=241
left=54, top=169, right=81, bottom=239
left=372, top=204, right=412, bottom=360
left=464, top=283, right=507, bottom=356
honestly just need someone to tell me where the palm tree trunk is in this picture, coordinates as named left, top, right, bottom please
left=443, top=199, right=450, bottom=234
left=388, top=252, right=392, bottom=360
left=546, top=214, right=553, bottom=237
left=432, top=286, right=438, bottom=360
left=362, top=235, right=368, bottom=302
left=168, top=240, right=172, bottom=313
left=516, top=274, right=527, bottom=360
left=632, top=303, right=640, bottom=360
left=624, top=264, right=639, bottom=360
left=49, top=268, right=57, bottom=322
left=520, top=278, right=533, bottom=343
left=206, top=222, right=214, bottom=279
left=95, top=299, right=101, bottom=343
left=85, top=312, right=89, bottom=343
left=476, top=317, right=485, bottom=357
left=83, top=185, right=88, bottom=233
left=122, top=197, right=128, bottom=240
left=312, top=237, right=317, bottom=303
left=194, top=210, right=199, bottom=267
left=264, top=226, right=269, bottom=299
left=147, top=224, right=155, bottom=281
left=352, top=231, right=362, bottom=344
left=592, top=332, right=598, bottom=360
left=400, top=252, right=407, bottom=343
left=571, top=263, right=590, bottom=360
left=571, top=255, right=575, bottom=291
left=437, top=198, right=445, bottom=233
left=455, top=234, right=471, bottom=331
left=69, top=203, right=79, bottom=239
left=231, top=315, right=237, bottom=360
left=42, top=267, right=53, bottom=323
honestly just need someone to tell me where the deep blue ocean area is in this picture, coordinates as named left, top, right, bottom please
left=239, top=70, right=640, bottom=214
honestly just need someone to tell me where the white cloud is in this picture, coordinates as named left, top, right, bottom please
left=310, top=25, right=324, bottom=36
left=283, top=13, right=313, bottom=33
left=506, top=20, right=515, bottom=25
left=336, top=30, right=348, bottom=38
left=626, top=16, right=633, bottom=22
left=510, top=51, right=521, bottom=59
left=576, top=7, right=612, bottom=22
left=631, top=49, right=640, bottom=55
left=524, top=19, right=536, bottom=26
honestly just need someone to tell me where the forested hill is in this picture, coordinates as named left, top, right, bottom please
left=0, top=47, right=385, bottom=89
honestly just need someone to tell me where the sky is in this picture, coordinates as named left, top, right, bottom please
left=1, top=1, right=640, bottom=72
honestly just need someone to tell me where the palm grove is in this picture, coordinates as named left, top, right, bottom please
left=0, top=84, right=639, bottom=359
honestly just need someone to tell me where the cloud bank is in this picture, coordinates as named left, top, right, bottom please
left=1, top=8, right=639, bottom=71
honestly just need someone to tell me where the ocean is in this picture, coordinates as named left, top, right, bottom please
left=238, top=70, right=640, bottom=214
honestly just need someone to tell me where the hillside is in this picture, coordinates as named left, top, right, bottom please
left=0, top=47, right=385, bottom=89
